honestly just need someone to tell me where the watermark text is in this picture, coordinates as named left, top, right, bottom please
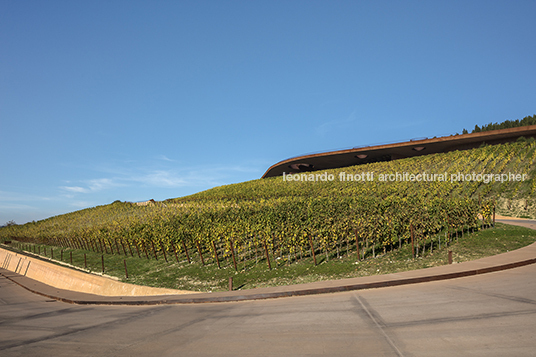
left=282, top=171, right=528, bottom=183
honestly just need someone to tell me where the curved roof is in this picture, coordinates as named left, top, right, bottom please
left=262, top=125, right=536, bottom=178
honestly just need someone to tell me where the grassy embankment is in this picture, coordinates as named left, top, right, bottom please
left=3, top=222, right=535, bottom=292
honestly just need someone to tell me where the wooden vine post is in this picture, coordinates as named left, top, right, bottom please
left=447, top=216, right=451, bottom=245
left=263, top=239, right=271, bottom=270
left=160, top=242, right=168, bottom=262
left=119, top=239, right=127, bottom=256
left=410, top=223, right=415, bottom=259
left=141, top=241, right=149, bottom=259
left=196, top=241, right=205, bottom=265
left=212, top=240, right=220, bottom=269
left=355, top=228, right=360, bottom=261
left=150, top=241, right=158, bottom=260
left=182, top=239, right=191, bottom=264
left=229, top=240, right=237, bottom=271
left=308, top=235, right=317, bottom=266
left=493, top=203, right=496, bottom=228
left=127, top=240, right=134, bottom=257
left=114, top=239, right=120, bottom=255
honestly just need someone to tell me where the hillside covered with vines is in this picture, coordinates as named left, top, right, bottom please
left=1, top=139, right=535, bottom=267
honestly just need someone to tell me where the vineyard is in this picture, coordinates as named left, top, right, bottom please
left=1, top=140, right=536, bottom=288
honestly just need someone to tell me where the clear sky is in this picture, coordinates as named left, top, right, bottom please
left=1, top=0, right=535, bottom=224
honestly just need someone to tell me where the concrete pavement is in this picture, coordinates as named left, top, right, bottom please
left=2, top=250, right=536, bottom=356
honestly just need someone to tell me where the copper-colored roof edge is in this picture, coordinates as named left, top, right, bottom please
left=261, top=125, right=536, bottom=178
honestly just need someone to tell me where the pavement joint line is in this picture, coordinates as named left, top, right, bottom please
left=354, top=294, right=405, bottom=357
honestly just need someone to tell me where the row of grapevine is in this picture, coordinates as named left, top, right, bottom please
left=0, top=140, right=532, bottom=270
left=4, top=194, right=486, bottom=268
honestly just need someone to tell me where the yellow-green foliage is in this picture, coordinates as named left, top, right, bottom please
left=2, top=141, right=535, bottom=257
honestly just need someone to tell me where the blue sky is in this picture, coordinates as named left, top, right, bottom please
left=1, top=0, right=535, bottom=224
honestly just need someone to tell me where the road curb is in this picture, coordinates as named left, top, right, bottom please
left=2, top=249, right=536, bottom=305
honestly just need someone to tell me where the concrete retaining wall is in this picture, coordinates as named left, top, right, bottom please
left=0, top=247, right=195, bottom=296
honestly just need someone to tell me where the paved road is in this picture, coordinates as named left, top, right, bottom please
left=496, top=217, right=536, bottom=230
left=1, top=261, right=536, bottom=356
